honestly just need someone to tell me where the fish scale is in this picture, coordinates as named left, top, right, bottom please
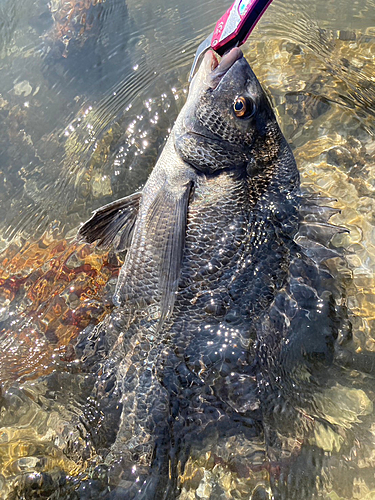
left=76, top=51, right=303, bottom=498
left=8, top=49, right=373, bottom=500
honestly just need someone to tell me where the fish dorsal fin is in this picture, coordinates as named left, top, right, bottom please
left=295, top=194, right=348, bottom=264
left=113, top=176, right=193, bottom=327
left=295, top=236, right=343, bottom=263
left=77, top=192, right=142, bottom=251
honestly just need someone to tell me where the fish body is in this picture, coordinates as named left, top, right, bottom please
left=74, top=48, right=330, bottom=500
left=14, top=49, right=350, bottom=499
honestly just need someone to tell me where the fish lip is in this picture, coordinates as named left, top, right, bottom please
left=208, top=47, right=243, bottom=88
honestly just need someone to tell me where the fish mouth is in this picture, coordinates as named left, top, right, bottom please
left=207, top=47, right=243, bottom=88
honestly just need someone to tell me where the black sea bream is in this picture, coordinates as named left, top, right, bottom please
left=12, top=48, right=370, bottom=500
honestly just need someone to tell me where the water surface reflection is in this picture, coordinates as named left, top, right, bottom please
left=1, top=0, right=375, bottom=498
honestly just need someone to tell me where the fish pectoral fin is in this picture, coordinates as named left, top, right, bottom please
left=114, top=179, right=193, bottom=325
left=77, top=192, right=142, bottom=251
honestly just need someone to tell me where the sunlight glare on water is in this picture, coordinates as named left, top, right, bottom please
left=0, top=0, right=375, bottom=498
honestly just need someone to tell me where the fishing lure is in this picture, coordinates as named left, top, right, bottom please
left=189, top=0, right=274, bottom=80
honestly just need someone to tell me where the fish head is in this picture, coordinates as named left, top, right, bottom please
left=175, top=48, right=283, bottom=173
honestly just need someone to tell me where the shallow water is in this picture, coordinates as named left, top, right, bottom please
left=0, top=0, right=375, bottom=498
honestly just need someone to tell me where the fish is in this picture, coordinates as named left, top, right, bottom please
left=11, top=48, right=371, bottom=499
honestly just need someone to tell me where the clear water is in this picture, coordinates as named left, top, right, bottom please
left=0, top=0, right=375, bottom=498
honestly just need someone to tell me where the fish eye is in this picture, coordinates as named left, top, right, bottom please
left=233, top=96, right=255, bottom=118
